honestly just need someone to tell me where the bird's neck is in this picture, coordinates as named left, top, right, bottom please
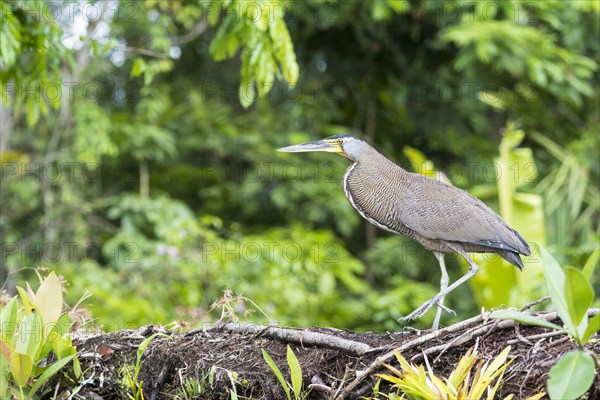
left=353, top=146, right=409, bottom=176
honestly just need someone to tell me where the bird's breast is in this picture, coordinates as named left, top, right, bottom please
left=342, top=162, right=414, bottom=237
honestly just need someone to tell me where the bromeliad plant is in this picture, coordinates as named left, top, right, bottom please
left=491, top=247, right=599, bottom=400
left=374, top=346, right=544, bottom=400
left=0, top=271, right=81, bottom=399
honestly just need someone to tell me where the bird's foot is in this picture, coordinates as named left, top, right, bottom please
left=398, top=303, right=433, bottom=323
left=398, top=296, right=455, bottom=323
left=401, top=326, right=425, bottom=335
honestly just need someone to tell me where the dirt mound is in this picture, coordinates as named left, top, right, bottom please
left=49, top=311, right=599, bottom=399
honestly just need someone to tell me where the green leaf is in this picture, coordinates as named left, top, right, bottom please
left=547, top=350, right=595, bottom=400
left=0, top=296, right=18, bottom=336
left=563, top=267, right=594, bottom=332
left=490, top=310, right=564, bottom=331
left=581, top=313, right=600, bottom=343
left=14, top=313, right=42, bottom=360
left=500, top=127, right=525, bottom=151
left=286, top=345, right=302, bottom=399
left=10, top=352, right=32, bottom=388
left=16, top=287, right=36, bottom=315
left=51, top=314, right=74, bottom=337
left=0, top=365, right=8, bottom=398
left=38, top=314, right=73, bottom=361
left=73, top=355, right=82, bottom=379
left=34, top=271, right=63, bottom=332
left=261, top=349, right=291, bottom=399
left=541, top=247, right=573, bottom=331
left=131, top=58, right=145, bottom=78
left=49, top=332, right=67, bottom=360
left=0, top=339, right=12, bottom=364
left=136, top=333, right=167, bottom=365
left=581, top=247, right=599, bottom=281
left=26, top=354, right=75, bottom=396
left=25, top=97, right=40, bottom=127
left=133, top=333, right=167, bottom=383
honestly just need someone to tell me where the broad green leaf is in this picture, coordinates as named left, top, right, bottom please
left=547, top=350, right=595, bottom=400
left=491, top=310, right=564, bottom=331
left=541, top=247, right=572, bottom=330
left=0, top=296, right=18, bottom=336
left=261, top=349, right=290, bottom=399
left=14, top=313, right=42, bottom=359
left=34, top=271, right=63, bottom=331
left=27, top=354, right=75, bottom=396
left=39, top=314, right=73, bottom=361
left=10, top=352, right=32, bottom=388
left=581, top=313, right=600, bottom=343
left=0, top=338, right=12, bottom=363
left=563, top=267, right=593, bottom=336
left=51, top=314, right=74, bottom=337
left=49, top=331, right=67, bottom=359
left=286, top=345, right=302, bottom=398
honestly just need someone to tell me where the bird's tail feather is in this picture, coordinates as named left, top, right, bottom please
left=497, top=249, right=525, bottom=271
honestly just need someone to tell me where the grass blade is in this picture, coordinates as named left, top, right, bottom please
left=262, top=349, right=290, bottom=399
left=286, top=345, right=302, bottom=399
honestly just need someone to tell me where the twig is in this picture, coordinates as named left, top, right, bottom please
left=68, top=371, right=96, bottom=400
left=507, top=330, right=566, bottom=345
left=365, top=313, right=486, bottom=355
left=425, top=318, right=499, bottom=363
left=513, top=324, right=533, bottom=345
left=309, top=383, right=332, bottom=393
left=519, top=296, right=550, bottom=311
left=172, top=21, right=209, bottom=45
left=215, top=323, right=373, bottom=356
left=122, top=46, right=169, bottom=59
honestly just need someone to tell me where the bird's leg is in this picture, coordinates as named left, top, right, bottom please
left=400, top=246, right=479, bottom=324
left=432, top=252, right=450, bottom=330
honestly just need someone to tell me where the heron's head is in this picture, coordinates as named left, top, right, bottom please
left=276, top=134, right=366, bottom=161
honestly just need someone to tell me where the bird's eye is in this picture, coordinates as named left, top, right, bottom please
left=337, top=139, right=343, bottom=145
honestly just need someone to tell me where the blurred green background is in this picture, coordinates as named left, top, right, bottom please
left=1, top=0, right=598, bottom=331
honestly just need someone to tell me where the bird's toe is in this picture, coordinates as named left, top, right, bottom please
left=436, top=302, right=456, bottom=316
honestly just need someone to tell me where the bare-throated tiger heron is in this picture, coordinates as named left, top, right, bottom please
left=277, top=134, right=530, bottom=330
